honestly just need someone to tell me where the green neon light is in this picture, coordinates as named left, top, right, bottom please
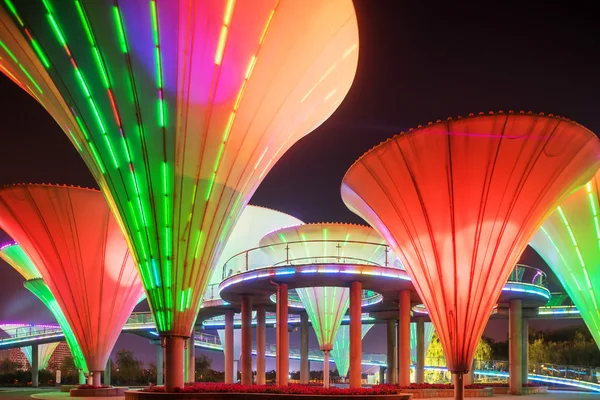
left=30, top=40, right=50, bottom=69
left=46, top=14, right=66, bottom=46
left=4, top=0, right=23, bottom=26
left=0, top=40, right=43, bottom=94
left=112, top=6, right=128, bottom=53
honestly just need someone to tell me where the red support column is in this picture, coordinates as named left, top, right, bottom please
left=398, top=290, right=410, bottom=386
left=300, top=313, right=310, bottom=384
left=241, top=296, right=253, bottom=385
left=386, top=319, right=396, bottom=384
left=323, top=351, right=330, bottom=388
left=164, top=336, right=185, bottom=392
left=349, top=281, right=362, bottom=388
left=224, top=311, right=234, bottom=384
left=256, top=305, right=266, bottom=385
left=277, top=284, right=289, bottom=386
left=509, top=299, right=523, bottom=395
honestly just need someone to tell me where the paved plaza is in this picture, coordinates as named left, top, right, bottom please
left=0, top=388, right=599, bottom=400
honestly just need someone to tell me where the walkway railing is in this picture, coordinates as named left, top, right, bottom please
left=508, top=264, right=548, bottom=287
left=221, top=239, right=396, bottom=280
left=426, top=357, right=600, bottom=384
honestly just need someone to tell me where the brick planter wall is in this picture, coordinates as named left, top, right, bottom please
left=398, top=388, right=493, bottom=398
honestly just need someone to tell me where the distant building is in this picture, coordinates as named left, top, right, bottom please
left=47, top=342, right=70, bottom=371
left=0, top=348, right=30, bottom=370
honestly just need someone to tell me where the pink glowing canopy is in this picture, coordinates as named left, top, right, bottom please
left=341, top=112, right=600, bottom=373
left=0, top=184, right=145, bottom=372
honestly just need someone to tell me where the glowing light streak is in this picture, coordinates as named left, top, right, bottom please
left=0, top=40, right=42, bottom=93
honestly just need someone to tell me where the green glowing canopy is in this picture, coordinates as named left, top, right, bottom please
left=410, top=321, right=435, bottom=365
left=21, top=342, right=59, bottom=371
left=331, top=324, right=373, bottom=377
left=24, top=279, right=88, bottom=372
left=0, top=242, right=41, bottom=280
left=0, top=243, right=87, bottom=372
left=530, top=173, right=600, bottom=346
left=0, top=0, right=359, bottom=337
left=297, top=287, right=349, bottom=352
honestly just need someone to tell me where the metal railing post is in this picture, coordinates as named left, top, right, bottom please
left=385, top=246, right=389, bottom=266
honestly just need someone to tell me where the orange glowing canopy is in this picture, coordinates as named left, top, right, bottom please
left=342, top=112, right=600, bottom=373
left=0, top=185, right=145, bottom=372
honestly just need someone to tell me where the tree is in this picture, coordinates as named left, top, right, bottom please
left=112, top=349, right=143, bottom=385
left=474, top=338, right=493, bottom=361
left=0, top=358, right=21, bottom=374
left=59, top=355, right=76, bottom=372
left=194, top=354, right=212, bottom=381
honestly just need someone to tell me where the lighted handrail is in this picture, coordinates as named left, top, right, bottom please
left=507, top=264, right=548, bottom=288
left=425, top=357, right=600, bottom=383
left=222, top=239, right=392, bottom=280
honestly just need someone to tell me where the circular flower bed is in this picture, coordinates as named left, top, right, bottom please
left=144, top=383, right=399, bottom=395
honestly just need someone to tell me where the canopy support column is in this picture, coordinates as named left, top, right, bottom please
left=349, top=281, right=362, bottom=388
left=256, top=305, right=266, bottom=385
left=509, top=299, right=523, bottom=395
left=241, top=296, right=253, bottom=385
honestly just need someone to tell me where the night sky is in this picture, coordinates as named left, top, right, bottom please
left=0, top=1, right=598, bottom=370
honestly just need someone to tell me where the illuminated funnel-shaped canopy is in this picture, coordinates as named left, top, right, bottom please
left=342, top=112, right=600, bottom=373
left=23, top=278, right=88, bottom=372
left=259, top=223, right=391, bottom=266
left=260, top=223, right=386, bottom=351
left=410, top=322, right=435, bottom=365
left=208, top=205, right=304, bottom=291
left=530, top=171, right=600, bottom=346
left=331, top=324, right=373, bottom=377
left=0, top=185, right=145, bottom=372
left=22, top=342, right=59, bottom=371
left=297, top=287, right=349, bottom=351
left=0, top=243, right=87, bottom=372
left=0, top=0, right=358, bottom=337
left=0, top=241, right=39, bottom=280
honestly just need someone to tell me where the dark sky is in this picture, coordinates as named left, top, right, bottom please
left=0, top=0, right=597, bottom=368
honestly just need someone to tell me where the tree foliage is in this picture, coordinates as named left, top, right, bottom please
left=425, top=333, right=492, bottom=365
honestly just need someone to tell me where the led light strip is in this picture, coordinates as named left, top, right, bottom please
left=0, top=242, right=16, bottom=251
left=538, top=306, right=579, bottom=315
left=218, top=264, right=411, bottom=293
left=501, top=282, right=550, bottom=299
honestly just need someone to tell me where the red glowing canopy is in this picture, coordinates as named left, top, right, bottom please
left=341, top=112, right=600, bottom=373
left=0, top=184, right=145, bottom=373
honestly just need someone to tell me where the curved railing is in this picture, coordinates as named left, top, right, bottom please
left=426, top=357, right=600, bottom=385
left=0, top=324, right=62, bottom=340
left=508, top=264, right=548, bottom=288
left=222, top=239, right=396, bottom=280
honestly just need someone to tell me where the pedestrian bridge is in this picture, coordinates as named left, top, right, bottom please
left=1, top=314, right=599, bottom=393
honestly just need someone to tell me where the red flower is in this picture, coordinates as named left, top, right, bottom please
left=77, top=384, right=111, bottom=389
